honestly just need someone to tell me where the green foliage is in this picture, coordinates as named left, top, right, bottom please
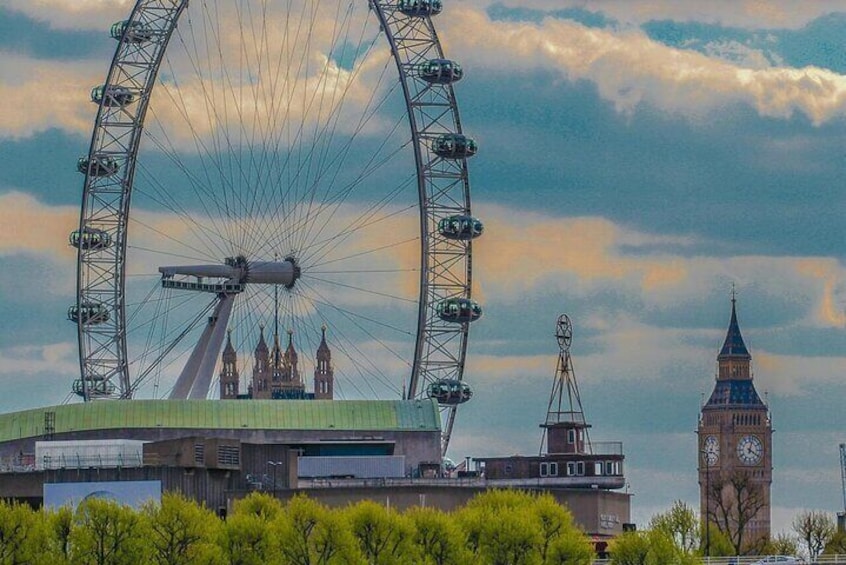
left=69, top=498, right=145, bottom=565
left=273, top=495, right=361, bottom=565
left=700, top=524, right=734, bottom=557
left=343, top=500, right=418, bottom=565
left=0, top=500, right=46, bottom=565
left=823, top=530, right=846, bottom=554
left=405, top=506, right=471, bottom=565
left=649, top=500, right=699, bottom=554
left=762, top=532, right=800, bottom=556
left=609, top=530, right=697, bottom=565
left=233, top=492, right=284, bottom=521
left=457, top=489, right=593, bottom=565
left=142, top=493, right=224, bottom=565
left=43, top=506, right=74, bottom=565
left=0, top=488, right=598, bottom=565
left=219, top=512, right=275, bottom=565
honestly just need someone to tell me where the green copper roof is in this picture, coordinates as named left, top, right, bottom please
left=0, top=399, right=441, bottom=443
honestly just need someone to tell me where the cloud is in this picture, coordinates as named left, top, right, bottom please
left=0, top=53, right=101, bottom=138
left=0, top=341, right=77, bottom=376
left=5, top=0, right=134, bottom=31
left=0, top=190, right=77, bottom=265
left=444, top=8, right=846, bottom=125
left=481, top=1, right=843, bottom=30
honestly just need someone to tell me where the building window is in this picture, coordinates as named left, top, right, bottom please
left=549, top=462, right=558, bottom=476
left=594, top=462, right=603, bottom=475
left=194, top=444, right=204, bottom=465
left=606, top=461, right=614, bottom=476
left=504, top=464, right=513, bottom=475
left=567, top=462, right=576, bottom=476
left=576, top=461, right=585, bottom=476
left=540, top=462, right=549, bottom=477
left=567, top=429, right=576, bottom=444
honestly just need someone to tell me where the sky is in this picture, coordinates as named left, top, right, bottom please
left=2, top=0, right=846, bottom=535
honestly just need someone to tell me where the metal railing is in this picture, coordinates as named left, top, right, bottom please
left=593, top=556, right=846, bottom=564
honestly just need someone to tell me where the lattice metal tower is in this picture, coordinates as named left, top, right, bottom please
left=540, top=314, right=592, bottom=455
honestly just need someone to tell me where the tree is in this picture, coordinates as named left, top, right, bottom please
left=43, top=506, right=74, bottom=564
left=344, top=500, right=418, bottom=564
left=456, top=490, right=592, bottom=565
left=762, top=532, right=800, bottom=557
left=706, top=470, right=767, bottom=554
left=458, top=490, right=544, bottom=565
left=273, top=495, right=361, bottom=565
left=648, top=500, right=699, bottom=554
left=219, top=512, right=276, bottom=565
left=142, top=493, right=224, bottom=565
left=406, top=506, right=471, bottom=565
left=609, top=530, right=696, bottom=565
left=217, top=491, right=285, bottom=565
left=792, top=510, right=834, bottom=560
left=69, top=497, right=146, bottom=565
left=823, top=530, right=846, bottom=555
left=0, top=500, right=46, bottom=565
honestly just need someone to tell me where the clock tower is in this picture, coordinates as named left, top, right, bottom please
left=698, top=295, right=772, bottom=553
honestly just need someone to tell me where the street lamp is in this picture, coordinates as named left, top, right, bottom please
left=267, top=461, right=283, bottom=495
left=700, top=449, right=711, bottom=558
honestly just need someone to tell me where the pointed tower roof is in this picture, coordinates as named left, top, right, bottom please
left=223, top=329, right=236, bottom=360
left=718, top=295, right=750, bottom=360
left=317, top=324, right=330, bottom=359
left=285, top=328, right=298, bottom=363
left=255, top=325, right=268, bottom=354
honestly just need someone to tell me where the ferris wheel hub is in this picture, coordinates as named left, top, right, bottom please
left=159, top=256, right=301, bottom=291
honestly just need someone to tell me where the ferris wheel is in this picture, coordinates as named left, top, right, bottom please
left=69, top=0, right=482, bottom=454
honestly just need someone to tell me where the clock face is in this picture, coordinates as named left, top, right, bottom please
left=703, top=435, right=719, bottom=466
left=736, top=435, right=763, bottom=465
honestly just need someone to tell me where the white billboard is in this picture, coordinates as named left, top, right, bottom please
left=44, top=480, right=161, bottom=510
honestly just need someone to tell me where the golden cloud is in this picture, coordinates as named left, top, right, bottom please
left=443, top=7, right=846, bottom=125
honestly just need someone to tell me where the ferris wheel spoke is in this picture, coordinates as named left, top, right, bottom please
left=291, top=284, right=404, bottom=397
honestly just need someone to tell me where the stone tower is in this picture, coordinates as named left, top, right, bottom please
left=275, top=329, right=305, bottom=397
left=219, top=330, right=239, bottom=399
left=698, top=295, right=772, bottom=553
left=314, top=325, right=334, bottom=400
left=251, top=325, right=271, bottom=399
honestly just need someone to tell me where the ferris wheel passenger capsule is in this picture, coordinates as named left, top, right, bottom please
left=77, top=156, right=119, bottom=177
left=110, top=20, right=154, bottom=43
left=398, top=0, right=443, bottom=16
left=72, top=379, right=116, bottom=398
left=419, top=59, right=463, bottom=84
left=68, top=302, right=110, bottom=325
left=432, top=133, right=477, bottom=159
left=69, top=227, right=113, bottom=251
left=91, top=85, right=138, bottom=107
left=427, top=379, right=473, bottom=405
left=437, top=297, right=482, bottom=323
left=438, top=215, right=483, bottom=240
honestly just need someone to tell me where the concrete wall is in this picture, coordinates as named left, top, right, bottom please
left=0, top=428, right=440, bottom=476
